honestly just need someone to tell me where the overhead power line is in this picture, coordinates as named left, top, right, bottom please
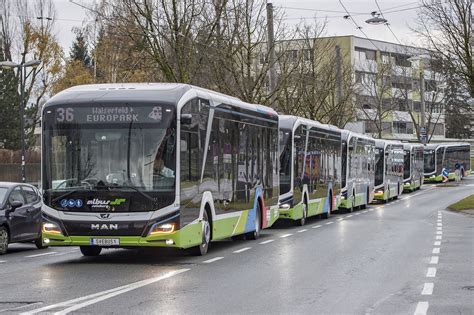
left=338, top=0, right=379, bottom=50
left=374, top=0, right=402, bottom=45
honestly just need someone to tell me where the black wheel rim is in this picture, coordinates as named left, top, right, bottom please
left=0, top=229, right=8, bottom=252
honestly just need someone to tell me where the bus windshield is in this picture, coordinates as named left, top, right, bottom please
left=403, top=150, right=411, bottom=180
left=375, top=147, right=384, bottom=187
left=42, top=103, right=176, bottom=212
left=279, top=128, right=292, bottom=195
left=424, top=149, right=435, bottom=173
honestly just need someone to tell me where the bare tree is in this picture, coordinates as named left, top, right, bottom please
left=355, top=59, right=397, bottom=138
left=414, top=0, right=472, bottom=97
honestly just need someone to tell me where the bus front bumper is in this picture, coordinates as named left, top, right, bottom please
left=42, top=222, right=203, bottom=249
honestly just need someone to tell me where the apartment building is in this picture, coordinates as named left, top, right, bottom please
left=264, top=35, right=447, bottom=141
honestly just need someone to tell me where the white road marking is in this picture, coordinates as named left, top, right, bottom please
left=362, top=210, right=368, bottom=213
left=354, top=213, right=361, bottom=216
left=432, top=248, right=440, bottom=254
left=22, top=269, right=189, bottom=315
left=421, top=283, right=434, bottom=295
left=435, top=235, right=442, bottom=240
left=0, top=260, right=6, bottom=263
left=436, top=227, right=442, bottom=231
left=259, top=239, right=274, bottom=245
left=437, top=223, right=442, bottom=226
left=369, top=208, right=375, bottom=211
left=25, top=252, right=57, bottom=258
left=325, top=221, right=334, bottom=225
left=414, top=301, right=429, bottom=315
left=426, top=267, right=437, bottom=277
left=434, top=241, right=441, bottom=246
left=436, top=231, right=442, bottom=235
left=297, top=229, right=307, bottom=233
left=202, top=257, right=224, bottom=264
left=430, top=256, right=439, bottom=264
left=336, top=218, right=344, bottom=221
left=233, top=247, right=251, bottom=253
left=346, top=215, right=353, bottom=218
left=312, top=225, right=322, bottom=229
left=280, top=234, right=293, bottom=238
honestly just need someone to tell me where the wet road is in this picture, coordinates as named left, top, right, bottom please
left=0, top=178, right=473, bottom=314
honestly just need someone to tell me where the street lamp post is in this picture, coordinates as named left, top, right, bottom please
left=0, top=59, right=41, bottom=183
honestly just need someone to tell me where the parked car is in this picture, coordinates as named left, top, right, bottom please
left=0, top=182, right=46, bottom=254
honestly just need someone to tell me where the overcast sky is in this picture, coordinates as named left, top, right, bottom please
left=53, top=0, right=423, bottom=53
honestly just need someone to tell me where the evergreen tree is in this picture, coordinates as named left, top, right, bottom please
left=69, top=30, right=92, bottom=68
left=0, top=35, right=21, bottom=150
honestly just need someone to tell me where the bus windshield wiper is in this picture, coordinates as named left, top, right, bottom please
left=105, top=185, right=156, bottom=204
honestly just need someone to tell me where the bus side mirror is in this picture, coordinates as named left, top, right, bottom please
left=181, top=114, right=192, bottom=125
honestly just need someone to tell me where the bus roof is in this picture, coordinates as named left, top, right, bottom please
left=43, top=83, right=278, bottom=117
left=341, top=130, right=375, bottom=143
left=279, top=115, right=342, bottom=134
left=403, top=143, right=424, bottom=151
left=375, top=139, right=403, bottom=149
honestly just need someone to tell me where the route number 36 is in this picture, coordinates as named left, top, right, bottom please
left=56, top=108, right=74, bottom=122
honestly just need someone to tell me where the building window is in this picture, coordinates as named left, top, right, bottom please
left=413, top=101, right=421, bottom=112
left=393, top=121, right=414, bottom=134
left=429, top=123, right=445, bottom=136
left=302, top=49, right=313, bottom=61
left=285, top=50, right=298, bottom=62
left=355, top=47, right=376, bottom=61
left=382, top=122, right=392, bottom=134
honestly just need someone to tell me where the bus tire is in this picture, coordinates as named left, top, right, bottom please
left=190, top=209, right=211, bottom=256
left=35, top=236, right=48, bottom=249
left=296, top=199, right=308, bottom=226
left=80, top=246, right=102, bottom=256
left=246, top=202, right=262, bottom=240
left=322, top=193, right=333, bottom=218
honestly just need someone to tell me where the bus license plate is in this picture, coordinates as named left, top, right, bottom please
left=90, top=238, right=120, bottom=246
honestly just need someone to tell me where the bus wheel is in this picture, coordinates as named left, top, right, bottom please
left=0, top=226, right=9, bottom=255
left=191, top=210, right=211, bottom=256
left=246, top=203, right=261, bottom=240
left=296, top=201, right=308, bottom=226
left=80, top=246, right=102, bottom=256
left=35, top=236, right=48, bottom=249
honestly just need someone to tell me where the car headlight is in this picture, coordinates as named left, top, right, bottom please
left=42, top=222, right=62, bottom=235
left=148, top=222, right=176, bottom=236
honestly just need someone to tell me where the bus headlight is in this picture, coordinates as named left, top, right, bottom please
left=42, top=222, right=62, bottom=235
left=149, top=223, right=176, bottom=235
left=279, top=203, right=291, bottom=210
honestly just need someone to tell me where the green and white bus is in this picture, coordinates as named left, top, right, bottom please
left=373, top=140, right=404, bottom=202
left=278, top=116, right=342, bottom=225
left=339, top=131, right=375, bottom=212
left=424, top=142, right=471, bottom=182
left=41, top=83, right=280, bottom=256
left=402, top=143, right=424, bottom=192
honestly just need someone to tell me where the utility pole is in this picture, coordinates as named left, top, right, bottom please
left=419, top=64, right=426, bottom=144
left=266, top=2, right=277, bottom=106
left=335, top=45, right=342, bottom=105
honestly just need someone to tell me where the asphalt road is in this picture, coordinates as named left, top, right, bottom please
left=0, top=178, right=473, bottom=315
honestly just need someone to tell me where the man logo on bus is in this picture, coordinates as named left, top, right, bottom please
left=148, top=106, right=162, bottom=121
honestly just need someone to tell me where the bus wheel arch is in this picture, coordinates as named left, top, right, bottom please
left=246, top=197, right=262, bottom=240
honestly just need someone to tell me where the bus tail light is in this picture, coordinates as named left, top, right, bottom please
left=149, top=223, right=176, bottom=235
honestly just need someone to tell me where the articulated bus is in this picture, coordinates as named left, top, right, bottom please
left=339, top=131, right=375, bottom=212
left=373, top=140, right=404, bottom=202
left=41, top=83, right=280, bottom=256
left=278, top=116, right=341, bottom=225
left=424, top=143, right=471, bottom=182
left=402, top=143, right=424, bottom=192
